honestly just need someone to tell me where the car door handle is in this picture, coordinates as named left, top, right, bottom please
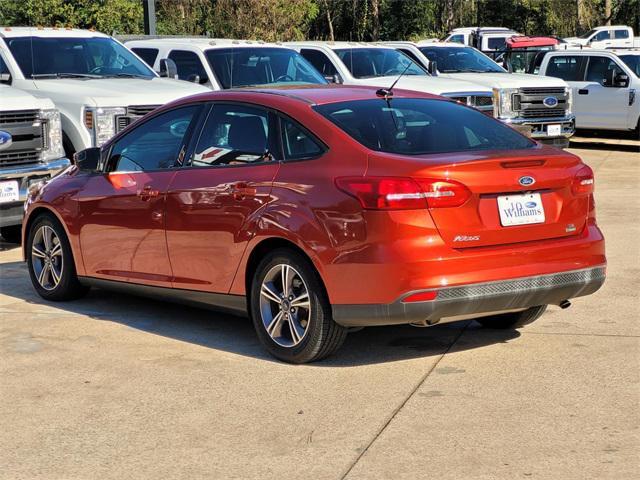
left=578, top=89, right=589, bottom=95
left=138, top=186, right=160, bottom=200
left=230, top=182, right=257, bottom=199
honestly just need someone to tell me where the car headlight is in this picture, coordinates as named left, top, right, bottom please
left=84, top=106, right=126, bottom=147
left=40, top=109, right=64, bottom=161
left=493, top=88, right=518, bottom=119
left=565, top=87, right=572, bottom=114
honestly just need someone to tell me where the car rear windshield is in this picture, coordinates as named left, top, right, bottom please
left=204, top=47, right=326, bottom=88
left=5, top=36, right=155, bottom=79
left=313, top=98, right=534, bottom=155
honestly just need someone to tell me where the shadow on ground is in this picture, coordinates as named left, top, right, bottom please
left=1, top=255, right=520, bottom=367
left=571, top=129, right=640, bottom=153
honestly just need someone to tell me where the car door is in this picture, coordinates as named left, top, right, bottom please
left=543, top=54, right=588, bottom=126
left=165, top=103, right=280, bottom=293
left=577, top=55, right=630, bottom=129
left=77, top=105, right=201, bottom=286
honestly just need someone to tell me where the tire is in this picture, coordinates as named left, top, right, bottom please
left=26, top=213, right=89, bottom=301
left=476, top=305, right=547, bottom=329
left=250, top=248, right=347, bottom=363
left=0, top=225, right=22, bottom=244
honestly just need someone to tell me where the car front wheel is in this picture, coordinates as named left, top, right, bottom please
left=250, top=249, right=347, bottom=363
left=26, top=214, right=89, bottom=301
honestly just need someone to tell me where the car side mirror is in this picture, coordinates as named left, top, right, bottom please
left=0, top=72, right=11, bottom=84
left=614, top=73, right=629, bottom=88
left=73, top=147, right=101, bottom=172
left=324, top=74, right=342, bottom=84
left=428, top=60, right=438, bottom=76
left=159, top=58, right=178, bottom=79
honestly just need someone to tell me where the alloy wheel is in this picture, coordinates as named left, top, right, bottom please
left=31, top=225, right=63, bottom=291
left=259, top=263, right=311, bottom=347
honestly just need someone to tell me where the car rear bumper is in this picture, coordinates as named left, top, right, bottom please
left=332, top=265, right=606, bottom=327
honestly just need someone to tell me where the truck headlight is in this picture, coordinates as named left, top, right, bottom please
left=493, top=88, right=518, bottom=119
left=565, top=87, right=572, bottom=114
left=40, top=109, right=64, bottom=161
left=84, top=106, right=126, bottom=146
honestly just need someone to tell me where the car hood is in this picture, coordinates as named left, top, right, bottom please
left=32, top=77, right=209, bottom=107
left=352, top=75, right=493, bottom=95
left=0, top=84, right=55, bottom=110
left=438, top=72, right=568, bottom=88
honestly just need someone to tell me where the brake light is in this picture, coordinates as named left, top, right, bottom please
left=336, top=177, right=471, bottom=210
left=572, top=165, right=594, bottom=196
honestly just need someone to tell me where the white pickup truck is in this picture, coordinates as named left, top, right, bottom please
left=0, top=83, right=67, bottom=243
left=0, top=27, right=207, bottom=156
left=444, top=27, right=520, bottom=59
left=564, top=25, right=640, bottom=50
left=287, top=42, right=495, bottom=114
left=384, top=41, right=575, bottom=147
left=537, top=49, right=639, bottom=136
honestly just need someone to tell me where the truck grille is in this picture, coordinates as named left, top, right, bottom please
left=0, top=110, right=45, bottom=168
left=515, top=87, right=569, bottom=119
left=448, top=94, right=494, bottom=114
left=115, top=104, right=160, bottom=133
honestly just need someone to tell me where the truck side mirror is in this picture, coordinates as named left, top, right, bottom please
left=324, top=74, right=342, bottom=84
left=0, top=72, right=11, bottom=84
left=427, top=60, right=438, bottom=76
left=73, top=147, right=101, bottom=172
left=159, top=58, right=178, bottom=79
left=614, top=73, right=629, bottom=88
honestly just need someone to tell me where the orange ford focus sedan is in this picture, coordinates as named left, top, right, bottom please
left=22, top=86, right=606, bottom=363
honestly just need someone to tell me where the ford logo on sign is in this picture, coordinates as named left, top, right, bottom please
left=543, top=96, right=559, bottom=108
left=519, top=176, right=535, bottom=187
left=525, top=201, right=537, bottom=208
left=0, top=131, right=12, bottom=151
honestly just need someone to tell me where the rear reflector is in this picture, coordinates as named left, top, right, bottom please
left=335, top=177, right=471, bottom=210
left=403, top=291, right=438, bottom=303
left=572, top=165, right=595, bottom=196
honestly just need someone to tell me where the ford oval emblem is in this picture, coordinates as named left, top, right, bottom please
left=0, top=131, right=12, bottom=151
left=543, top=96, right=559, bottom=108
left=519, top=176, right=535, bottom=186
left=525, top=201, right=537, bottom=208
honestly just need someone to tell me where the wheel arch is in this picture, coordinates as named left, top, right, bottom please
left=22, top=206, right=77, bottom=268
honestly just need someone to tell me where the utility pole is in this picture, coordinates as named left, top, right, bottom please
left=143, top=0, right=157, bottom=35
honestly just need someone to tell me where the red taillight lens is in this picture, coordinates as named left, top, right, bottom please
left=572, top=165, right=594, bottom=196
left=336, top=177, right=471, bottom=210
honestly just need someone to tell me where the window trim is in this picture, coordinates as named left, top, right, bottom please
left=276, top=113, right=328, bottom=163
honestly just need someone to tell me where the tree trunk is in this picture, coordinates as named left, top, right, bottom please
left=371, top=0, right=380, bottom=41
left=604, top=0, right=612, bottom=25
left=322, top=0, right=334, bottom=42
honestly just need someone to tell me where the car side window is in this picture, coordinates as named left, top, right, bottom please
left=545, top=55, right=584, bottom=81
left=168, top=49, right=208, bottom=83
left=614, top=29, right=629, bottom=39
left=279, top=116, right=324, bottom=161
left=448, top=34, right=464, bottom=44
left=585, top=56, right=623, bottom=85
left=191, top=104, right=273, bottom=167
left=108, top=106, right=198, bottom=172
left=593, top=30, right=610, bottom=41
left=132, top=48, right=159, bottom=68
left=300, top=49, right=338, bottom=78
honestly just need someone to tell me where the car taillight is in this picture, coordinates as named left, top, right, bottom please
left=572, top=165, right=594, bottom=196
left=336, top=177, right=471, bottom=210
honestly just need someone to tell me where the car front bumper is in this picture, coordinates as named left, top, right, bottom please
left=503, top=115, right=575, bottom=139
left=332, top=265, right=606, bottom=327
left=0, top=158, right=71, bottom=227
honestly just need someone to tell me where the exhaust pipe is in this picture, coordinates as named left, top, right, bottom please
left=559, top=300, right=571, bottom=309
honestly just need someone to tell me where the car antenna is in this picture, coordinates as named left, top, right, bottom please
left=376, top=59, right=412, bottom=100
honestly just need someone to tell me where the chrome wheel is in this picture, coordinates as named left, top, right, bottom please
left=259, top=264, right=311, bottom=348
left=31, top=225, right=63, bottom=291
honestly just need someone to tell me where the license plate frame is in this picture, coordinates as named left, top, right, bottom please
left=547, top=124, right=562, bottom=136
left=0, top=180, right=19, bottom=204
left=497, top=192, right=545, bottom=227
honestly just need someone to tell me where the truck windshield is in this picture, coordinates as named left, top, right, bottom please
left=578, top=29, right=597, bottom=39
left=619, top=55, right=640, bottom=77
left=314, top=98, right=533, bottom=155
left=204, top=47, right=326, bottom=88
left=418, top=46, right=504, bottom=73
left=5, top=36, right=156, bottom=79
left=335, top=48, right=427, bottom=78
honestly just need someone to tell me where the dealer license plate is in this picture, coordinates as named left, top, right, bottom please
left=497, top=193, right=545, bottom=226
left=0, top=180, right=19, bottom=204
left=547, top=124, right=562, bottom=136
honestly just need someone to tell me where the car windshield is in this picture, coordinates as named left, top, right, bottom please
left=5, top=36, right=155, bottom=79
left=204, top=47, right=326, bottom=88
left=418, top=46, right=504, bottom=73
left=579, top=29, right=597, bottom=39
left=619, top=55, right=640, bottom=77
left=314, top=98, right=534, bottom=155
left=335, top=48, right=427, bottom=78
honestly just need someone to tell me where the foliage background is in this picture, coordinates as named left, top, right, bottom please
left=0, top=0, right=638, bottom=41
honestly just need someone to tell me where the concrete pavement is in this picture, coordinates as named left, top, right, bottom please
left=0, top=145, right=638, bottom=479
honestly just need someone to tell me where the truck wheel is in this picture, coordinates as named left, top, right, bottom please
left=26, top=214, right=89, bottom=301
left=0, top=225, right=22, bottom=244
left=476, top=305, right=547, bottom=329
left=250, top=248, right=347, bottom=363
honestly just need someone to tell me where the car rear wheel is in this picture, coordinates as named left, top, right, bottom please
left=27, top=214, right=89, bottom=301
left=0, top=225, right=22, bottom=244
left=476, top=305, right=547, bottom=329
left=250, top=249, right=347, bottom=363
